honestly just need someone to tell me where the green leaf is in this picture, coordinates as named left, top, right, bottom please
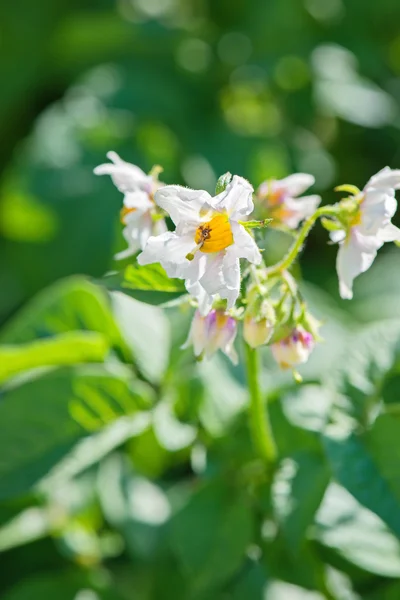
left=366, top=581, right=400, bottom=600
left=169, top=481, right=252, bottom=594
left=266, top=581, right=325, bottom=600
left=0, top=364, right=152, bottom=501
left=1, top=569, right=123, bottom=600
left=323, top=413, right=400, bottom=540
left=197, top=356, right=247, bottom=437
left=101, top=263, right=186, bottom=305
left=110, top=292, right=171, bottom=384
left=272, top=451, right=330, bottom=552
left=38, top=412, right=151, bottom=493
left=0, top=276, right=125, bottom=350
left=229, top=562, right=268, bottom=600
left=314, top=483, right=400, bottom=576
left=0, top=331, right=109, bottom=384
left=332, top=320, right=400, bottom=398
left=281, top=385, right=334, bottom=433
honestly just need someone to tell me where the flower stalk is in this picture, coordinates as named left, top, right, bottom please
left=244, top=343, right=277, bottom=465
left=267, top=205, right=340, bottom=275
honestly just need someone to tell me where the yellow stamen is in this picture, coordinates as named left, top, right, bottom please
left=350, top=210, right=362, bottom=227
left=195, top=214, right=234, bottom=253
left=120, top=206, right=137, bottom=224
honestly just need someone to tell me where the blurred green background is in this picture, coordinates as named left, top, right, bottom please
left=2, top=0, right=400, bottom=599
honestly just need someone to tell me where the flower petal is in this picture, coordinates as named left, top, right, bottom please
left=212, top=175, right=254, bottom=220
left=181, top=311, right=207, bottom=356
left=223, top=343, right=239, bottom=365
left=330, top=229, right=346, bottom=243
left=124, top=190, right=153, bottom=211
left=137, top=231, right=195, bottom=278
left=154, top=185, right=212, bottom=227
left=277, top=173, right=315, bottom=197
left=185, top=280, right=214, bottom=315
left=336, top=229, right=383, bottom=299
left=94, top=151, right=151, bottom=193
left=282, top=194, right=321, bottom=228
left=230, top=222, right=262, bottom=264
left=221, top=251, right=241, bottom=308
left=360, top=190, right=397, bottom=235
left=197, top=252, right=241, bottom=309
left=365, top=167, right=400, bottom=191
left=377, top=222, right=400, bottom=242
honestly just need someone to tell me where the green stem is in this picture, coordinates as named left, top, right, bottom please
left=267, top=205, right=339, bottom=275
left=244, top=343, right=276, bottom=464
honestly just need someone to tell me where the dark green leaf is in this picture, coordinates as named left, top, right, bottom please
left=0, top=364, right=151, bottom=500
left=272, top=451, right=330, bottom=552
left=323, top=413, right=400, bottom=540
left=169, top=481, right=252, bottom=594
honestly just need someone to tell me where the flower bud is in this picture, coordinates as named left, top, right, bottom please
left=243, top=298, right=276, bottom=348
left=182, top=309, right=238, bottom=364
left=271, top=326, right=314, bottom=369
left=243, top=316, right=274, bottom=348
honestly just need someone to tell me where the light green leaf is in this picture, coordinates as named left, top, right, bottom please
left=101, top=263, right=186, bottom=305
left=281, top=385, right=334, bottom=433
left=314, top=483, right=400, bottom=576
left=110, top=292, right=171, bottom=384
left=266, top=581, right=325, bottom=600
left=0, top=331, right=109, bottom=384
left=198, top=356, right=247, bottom=437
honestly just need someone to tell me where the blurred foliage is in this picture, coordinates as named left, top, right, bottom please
left=2, top=0, right=400, bottom=598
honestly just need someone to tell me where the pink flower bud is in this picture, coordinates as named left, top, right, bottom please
left=271, top=326, right=314, bottom=369
left=182, top=309, right=238, bottom=364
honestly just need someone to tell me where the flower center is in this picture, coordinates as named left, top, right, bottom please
left=195, top=214, right=234, bottom=253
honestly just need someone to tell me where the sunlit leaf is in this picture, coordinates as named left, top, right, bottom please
left=101, top=263, right=186, bottom=306
left=0, top=331, right=109, bottom=384
left=324, top=413, right=400, bottom=540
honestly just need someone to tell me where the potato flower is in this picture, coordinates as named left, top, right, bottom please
left=332, top=167, right=400, bottom=299
left=94, top=151, right=166, bottom=259
left=257, top=173, right=321, bottom=229
left=182, top=309, right=238, bottom=364
left=138, top=175, right=262, bottom=314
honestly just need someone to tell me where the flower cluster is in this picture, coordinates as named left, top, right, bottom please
left=96, top=153, right=400, bottom=375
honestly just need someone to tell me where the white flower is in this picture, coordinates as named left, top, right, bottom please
left=271, top=327, right=315, bottom=369
left=137, top=175, right=262, bottom=314
left=257, top=173, right=321, bottom=229
left=182, top=309, right=238, bottom=364
left=94, top=151, right=166, bottom=258
left=333, top=167, right=400, bottom=299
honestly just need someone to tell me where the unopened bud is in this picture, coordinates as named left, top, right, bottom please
left=243, top=315, right=274, bottom=348
left=244, top=294, right=275, bottom=348
left=215, top=172, right=233, bottom=195
left=271, top=326, right=314, bottom=369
